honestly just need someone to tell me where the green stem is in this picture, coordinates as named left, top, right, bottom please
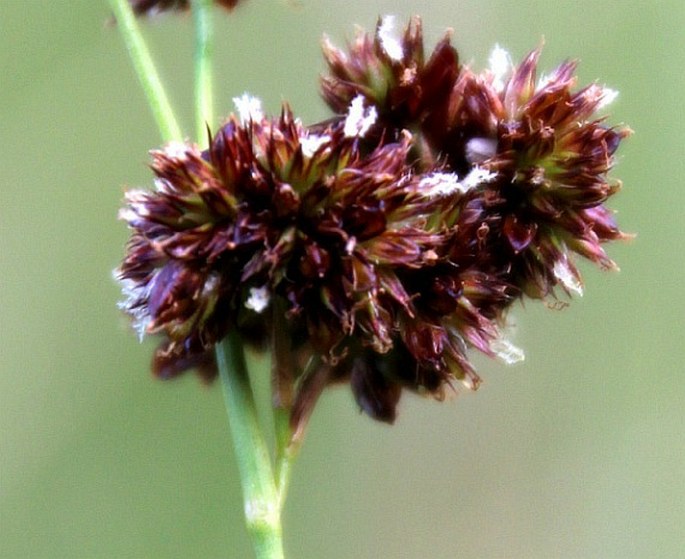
left=191, top=0, right=214, bottom=146
left=216, top=334, right=285, bottom=559
left=108, top=0, right=183, bottom=142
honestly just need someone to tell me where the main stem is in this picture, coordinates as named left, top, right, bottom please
left=108, top=0, right=183, bottom=142
left=216, top=334, right=285, bottom=559
left=190, top=5, right=285, bottom=556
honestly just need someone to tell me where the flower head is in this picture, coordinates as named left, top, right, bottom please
left=441, top=48, right=631, bottom=298
left=119, top=107, right=484, bottom=422
left=117, top=100, right=529, bottom=429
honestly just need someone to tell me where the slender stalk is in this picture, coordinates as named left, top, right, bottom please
left=108, top=0, right=183, bottom=142
left=191, top=0, right=214, bottom=146
left=216, top=334, right=285, bottom=559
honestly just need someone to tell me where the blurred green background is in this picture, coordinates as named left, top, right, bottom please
left=1, top=1, right=683, bottom=557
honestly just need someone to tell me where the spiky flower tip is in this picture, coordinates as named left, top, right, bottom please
left=116, top=99, right=519, bottom=430
left=321, top=19, right=631, bottom=301
left=321, top=15, right=460, bottom=147
left=128, top=0, right=242, bottom=16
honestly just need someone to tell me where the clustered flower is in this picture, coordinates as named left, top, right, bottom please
left=117, top=16, right=630, bottom=434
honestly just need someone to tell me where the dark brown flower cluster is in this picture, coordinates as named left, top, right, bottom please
left=129, top=0, right=241, bottom=16
left=117, top=16, right=630, bottom=433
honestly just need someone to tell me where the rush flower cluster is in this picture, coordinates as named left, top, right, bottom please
left=117, top=16, right=630, bottom=432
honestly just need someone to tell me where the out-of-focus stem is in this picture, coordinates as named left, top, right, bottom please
left=108, top=0, right=183, bottom=142
left=191, top=0, right=214, bottom=146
